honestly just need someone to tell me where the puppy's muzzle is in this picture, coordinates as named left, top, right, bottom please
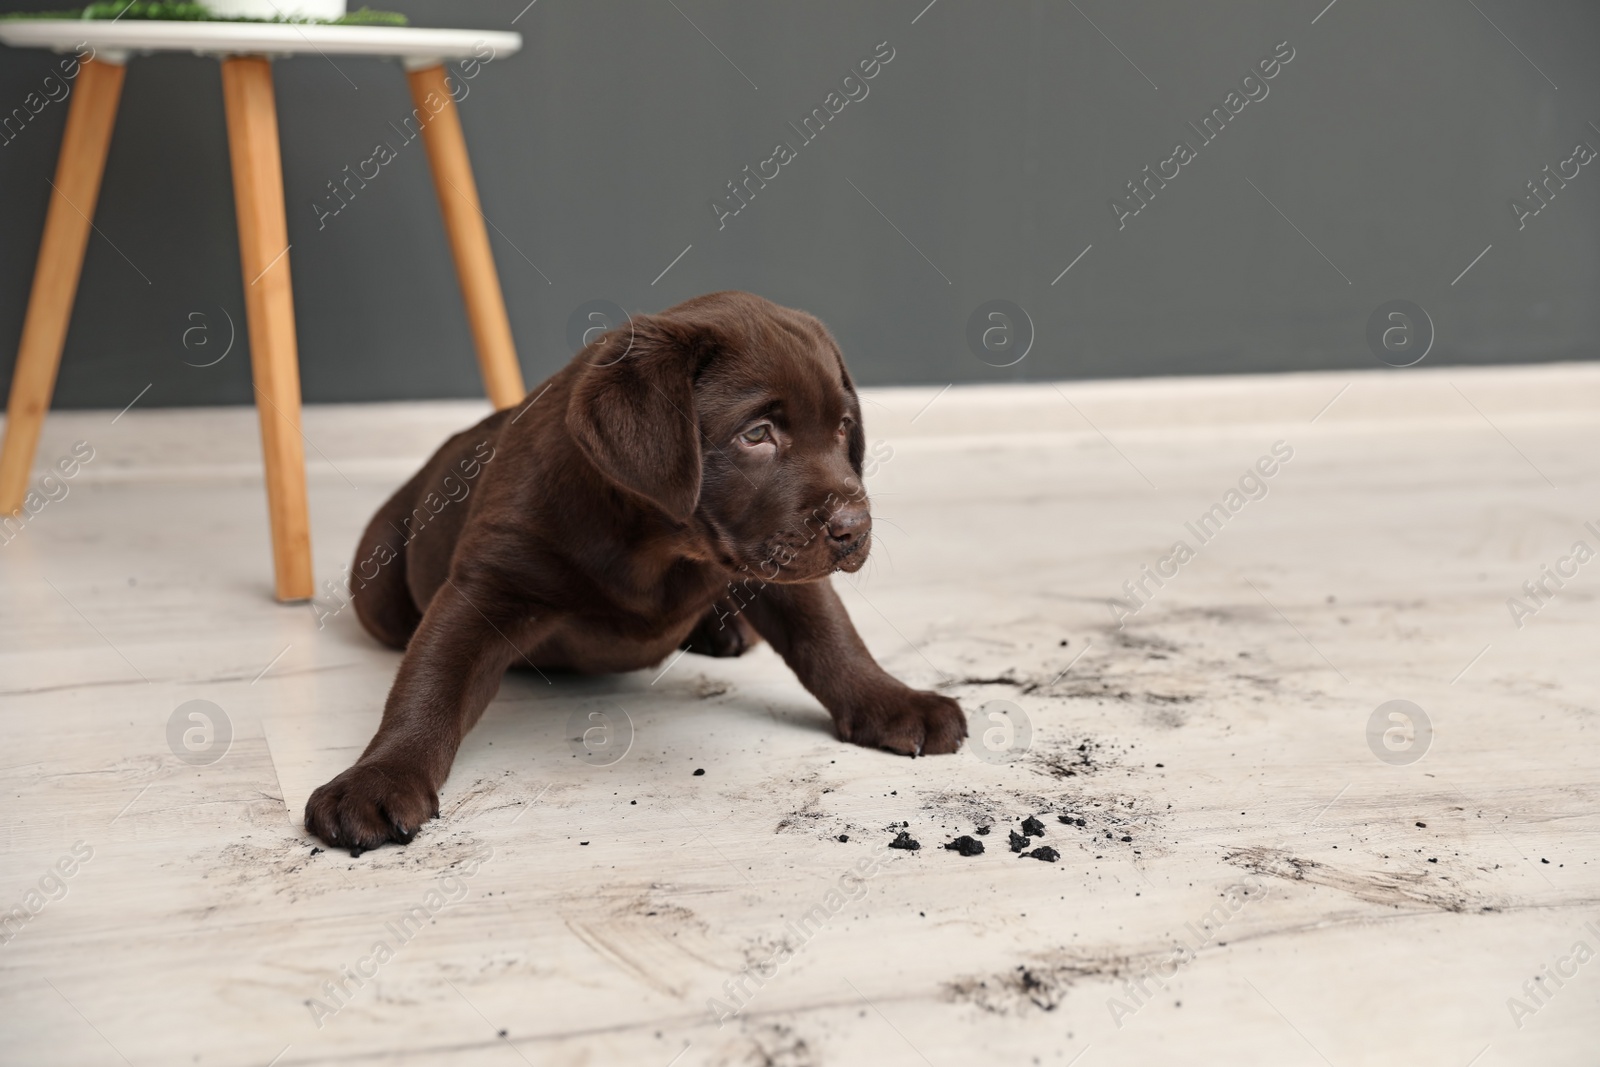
left=827, top=503, right=871, bottom=563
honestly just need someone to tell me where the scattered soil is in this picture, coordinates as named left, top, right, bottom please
left=1031, top=738, right=1115, bottom=780
left=946, top=954, right=1135, bottom=1015
left=945, top=836, right=985, bottom=856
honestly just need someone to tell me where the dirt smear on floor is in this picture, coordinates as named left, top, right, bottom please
left=558, top=883, right=726, bottom=999
left=1025, top=734, right=1123, bottom=780
left=944, top=951, right=1145, bottom=1015
left=715, top=1021, right=816, bottom=1067
left=927, top=612, right=1295, bottom=731
left=1224, top=845, right=1489, bottom=913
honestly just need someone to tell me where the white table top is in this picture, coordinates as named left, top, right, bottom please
left=0, top=19, right=519, bottom=64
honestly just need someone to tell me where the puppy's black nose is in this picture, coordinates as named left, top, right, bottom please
left=828, top=504, right=871, bottom=550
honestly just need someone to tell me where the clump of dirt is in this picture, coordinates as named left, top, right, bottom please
left=917, top=787, right=1166, bottom=861
left=1022, top=846, right=1059, bottom=862
left=889, top=831, right=920, bottom=851
left=945, top=836, right=985, bottom=856
left=1021, top=816, right=1046, bottom=837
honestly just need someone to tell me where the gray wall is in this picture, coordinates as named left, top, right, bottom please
left=1, top=0, right=1596, bottom=409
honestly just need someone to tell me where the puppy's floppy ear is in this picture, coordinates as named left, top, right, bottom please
left=833, top=347, right=867, bottom=475
left=565, top=315, right=714, bottom=523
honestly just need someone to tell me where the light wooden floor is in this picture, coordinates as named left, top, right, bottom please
left=1, top=366, right=1597, bottom=1067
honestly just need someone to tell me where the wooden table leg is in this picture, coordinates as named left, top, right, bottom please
left=407, top=63, right=527, bottom=410
left=221, top=56, right=312, bottom=602
left=0, top=58, right=125, bottom=515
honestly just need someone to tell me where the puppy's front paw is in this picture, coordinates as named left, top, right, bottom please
left=836, top=688, right=967, bottom=757
left=305, top=761, right=439, bottom=856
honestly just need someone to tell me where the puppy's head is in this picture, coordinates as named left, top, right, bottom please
left=566, top=291, right=870, bottom=582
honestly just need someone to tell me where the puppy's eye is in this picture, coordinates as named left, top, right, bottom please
left=738, top=424, right=773, bottom=446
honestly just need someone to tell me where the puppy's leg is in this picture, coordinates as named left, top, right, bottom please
left=744, top=580, right=965, bottom=756
left=682, top=599, right=762, bottom=658
left=306, top=579, right=554, bottom=854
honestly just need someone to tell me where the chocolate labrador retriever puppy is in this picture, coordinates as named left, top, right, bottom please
left=305, top=291, right=966, bottom=854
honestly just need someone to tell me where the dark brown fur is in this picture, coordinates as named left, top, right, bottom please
left=305, top=291, right=965, bottom=855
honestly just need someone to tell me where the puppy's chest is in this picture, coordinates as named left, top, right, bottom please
left=523, top=524, right=731, bottom=636
left=636, top=563, right=727, bottom=624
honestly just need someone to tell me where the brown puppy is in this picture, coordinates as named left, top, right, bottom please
left=305, top=291, right=965, bottom=855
